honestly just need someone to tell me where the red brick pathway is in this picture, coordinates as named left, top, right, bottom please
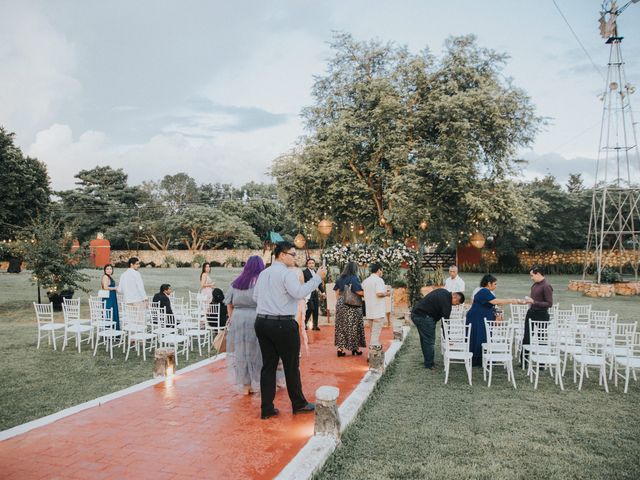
left=1, top=326, right=392, bottom=479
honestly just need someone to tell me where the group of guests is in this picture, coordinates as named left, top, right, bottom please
left=98, top=258, right=228, bottom=331
left=410, top=265, right=553, bottom=370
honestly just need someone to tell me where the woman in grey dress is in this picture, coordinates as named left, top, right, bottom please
left=225, top=256, right=265, bottom=395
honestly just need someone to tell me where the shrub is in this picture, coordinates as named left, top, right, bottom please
left=176, top=261, right=191, bottom=268
left=224, top=256, right=243, bottom=268
left=193, top=253, right=207, bottom=265
left=600, top=267, right=623, bottom=284
left=164, top=255, right=178, bottom=267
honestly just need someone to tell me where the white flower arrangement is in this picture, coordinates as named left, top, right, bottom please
left=322, top=242, right=418, bottom=269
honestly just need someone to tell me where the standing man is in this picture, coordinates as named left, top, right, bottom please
left=253, top=241, right=327, bottom=420
left=303, top=258, right=325, bottom=331
left=362, top=263, right=390, bottom=346
left=119, top=257, right=148, bottom=319
left=522, top=266, right=553, bottom=364
left=411, top=288, right=465, bottom=370
left=444, top=265, right=465, bottom=293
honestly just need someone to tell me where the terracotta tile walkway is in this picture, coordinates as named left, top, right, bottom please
left=1, top=326, right=393, bottom=480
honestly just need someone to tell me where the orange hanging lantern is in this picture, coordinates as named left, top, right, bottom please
left=317, top=219, right=333, bottom=237
left=419, top=219, right=428, bottom=231
left=293, top=233, right=306, bottom=249
left=470, top=232, right=486, bottom=249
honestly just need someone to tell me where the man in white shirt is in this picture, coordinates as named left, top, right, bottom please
left=444, top=265, right=465, bottom=293
left=362, top=263, right=390, bottom=346
left=118, top=257, right=147, bottom=320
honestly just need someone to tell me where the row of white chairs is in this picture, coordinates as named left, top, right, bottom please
left=34, top=296, right=223, bottom=364
left=441, top=314, right=640, bottom=393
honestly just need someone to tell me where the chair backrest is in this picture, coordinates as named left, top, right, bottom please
left=205, top=303, right=221, bottom=330
left=189, top=291, right=200, bottom=309
left=33, top=302, right=54, bottom=325
left=531, top=320, right=560, bottom=354
left=579, top=326, right=609, bottom=357
left=484, top=320, right=513, bottom=354
left=125, top=303, right=145, bottom=328
left=449, top=304, right=465, bottom=320
left=63, top=297, right=80, bottom=308
left=554, top=310, right=576, bottom=327
left=590, top=310, right=610, bottom=323
left=62, top=301, right=81, bottom=325
left=572, top=304, right=592, bottom=322
left=94, top=307, right=114, bottom=331
left=442, top=319, right=470, bottom=352
left=149, top=305, right=168, bottom=329
left=624, top=331, right=640, bottom=357
left=612, top=322, right=637, bottom=349
left=510, top=304, right=528, bottom=322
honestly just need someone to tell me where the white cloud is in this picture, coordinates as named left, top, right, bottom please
left=0, top=3, right=80, bottom=141
left=27, top=120, right=303, bottom=190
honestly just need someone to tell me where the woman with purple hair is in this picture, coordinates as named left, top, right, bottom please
left=225, top=255, right=265, bottom=395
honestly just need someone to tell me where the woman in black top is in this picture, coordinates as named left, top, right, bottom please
left=333, top=261, right=365, bottom=357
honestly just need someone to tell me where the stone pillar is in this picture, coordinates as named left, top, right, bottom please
left=368, top=344, right=384, bottom=374
left=154, top=348, right=176, bottom=378
left=392, top=317, right=404, bottom=340
left=315, top=386, right=340, bottom=438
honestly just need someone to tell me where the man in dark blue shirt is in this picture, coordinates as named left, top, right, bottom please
left=411, top=288, right=465, bottom=370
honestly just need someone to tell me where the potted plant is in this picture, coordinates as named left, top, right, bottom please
left=19, top=218, right=89, bottom=310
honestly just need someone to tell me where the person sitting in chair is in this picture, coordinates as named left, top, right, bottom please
left=152, top=284, right=174, bottom=316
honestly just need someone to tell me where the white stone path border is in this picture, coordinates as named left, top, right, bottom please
left=0, top=353, right=227, bottom=442
left=276, top=326, right=411, bottom=480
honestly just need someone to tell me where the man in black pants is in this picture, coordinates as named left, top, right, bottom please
left=522, top=266, right=554, bottom=365
left=253, top=242, right=327, bottom=420
left=303, top=258, right=325, bottom=330
left=411, top=288, right=465, bottom=370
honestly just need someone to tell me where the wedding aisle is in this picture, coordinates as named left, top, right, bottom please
left=0, top=326, right=393, bottom=480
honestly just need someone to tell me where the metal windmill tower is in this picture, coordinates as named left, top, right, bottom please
left=584, top=0, right=640, bottom=282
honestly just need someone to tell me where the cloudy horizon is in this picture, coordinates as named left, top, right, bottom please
left=2, top=0, right=639, bottom=190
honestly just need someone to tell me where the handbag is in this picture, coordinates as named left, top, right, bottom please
left=343, top=283, right=362, bottom=307
left=97, top=289, right=110, bottom=299
left=213, top=328, right=227, bottom=353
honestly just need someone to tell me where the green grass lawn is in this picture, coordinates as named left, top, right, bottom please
left=0, top=267, right=241, bottom=430
left=317, top=273, right=640, bottom=480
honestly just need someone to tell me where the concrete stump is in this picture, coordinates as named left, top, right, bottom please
left=368, top=344, right=384, bottom=374
left=392, top=318, right=404, bottom=340
left=314, top=386, right=340, bottom=438
left=154, top=348, right=176, bottom=378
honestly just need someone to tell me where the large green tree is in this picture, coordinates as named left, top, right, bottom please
left=272, top=33, right=542, bottom=245
left=0, top=127, right=51, bottom=240
left=56, top=166, right=147, bottom=246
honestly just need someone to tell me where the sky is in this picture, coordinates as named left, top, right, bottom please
left=1, top=0, right=639, bottom=191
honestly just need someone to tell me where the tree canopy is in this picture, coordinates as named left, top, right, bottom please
left=0, top=127, right=51, bottom=240
left=272, top=33, right=543, bottom=246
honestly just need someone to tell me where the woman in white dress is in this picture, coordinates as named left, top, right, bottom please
left=199, top=262, right=215, bottom=303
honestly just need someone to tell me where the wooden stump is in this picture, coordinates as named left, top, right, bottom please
left=314, top=386, right=340, bottom=438
left=368, top=344, right=385, bottom=374
left=154, top=348, right=176, bottom=378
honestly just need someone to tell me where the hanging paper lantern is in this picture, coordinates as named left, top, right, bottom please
left=293, top=233, right=306, bottom=249
left=470, top=232, right=486, bottom=249
left=419, top=219, right=428, bottom=231
left=317, top=219, right=333, bottom=236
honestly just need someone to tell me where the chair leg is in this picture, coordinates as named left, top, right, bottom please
left=624, top=366, right=630, bottom=393
left=578, top=364, right=585, bottom=390
left=510, top=362, right=517, bottom=389
left=487, top=363, right=493, bottom=388
left=93, top=336, right=100, bottom=356
left=601, top=365, right=609, bottom=393
left=556, top=363, right=564, bottom=391
left=51, top=330, right=57, bottom=350
left=444, top=358, right=450, bottom=384
left=77, top=331, right=82, bottom=353
left=125, top=340, right=131, bottom=360
left=142, top=340, right=146, bottom=361
left=467, top=360, right=472, bottom=386
left=534, top=364, right=540, bottom=390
